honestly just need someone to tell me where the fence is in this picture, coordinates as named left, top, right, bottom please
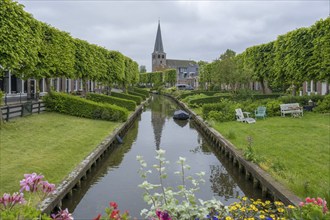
left=1, top=101, right=46, bottom=121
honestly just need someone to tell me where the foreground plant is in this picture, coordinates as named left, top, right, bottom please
left=93, top=201, right=130, bottom=220
left=0, top=173, right=72, bottom=220
left=137, top=149, right=225, bottom=220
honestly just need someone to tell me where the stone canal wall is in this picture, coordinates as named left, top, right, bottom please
left=39, top=99, right=149, bottom=214
left=169, top=95, right=301, bottom=206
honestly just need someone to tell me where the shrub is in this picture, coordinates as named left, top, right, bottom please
left=129, top=87, right=150, bottom=97
left=279, top=95, right=324, bottom=105
left=202, top=99, right=239, bottom=121
left=127, top=91, right=147, bottom=100
left=86, top=93, right=136, bottom=111
left=110, top=91, right=142, bottom=105
left=313, top=95, right=330, bottom=113
left=43, top=92, right=128, bottom=122
left=190, top=94, right=232, bottom=106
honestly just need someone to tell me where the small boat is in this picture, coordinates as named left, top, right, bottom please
left=173, top=110, right=190, bottom=120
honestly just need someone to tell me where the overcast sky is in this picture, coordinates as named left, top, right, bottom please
left=17, top=0, right=329, bottom=72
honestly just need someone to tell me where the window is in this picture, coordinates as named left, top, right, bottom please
left=158, top=55, right=160, bottom=58
left=162, top=55, right=164, bottom=58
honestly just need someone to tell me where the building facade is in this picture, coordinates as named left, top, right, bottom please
left=151, top=21, right=199, bottom=88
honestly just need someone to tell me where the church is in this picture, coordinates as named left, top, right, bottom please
left=152, top=21, right=199, bottom=88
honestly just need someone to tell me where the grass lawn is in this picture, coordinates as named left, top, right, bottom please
left=206, top=112, right=330, bottom=200
left=0, top=112, right=121, bottom=194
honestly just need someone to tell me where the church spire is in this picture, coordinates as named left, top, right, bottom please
left=154, top=20, right=164, bottom=53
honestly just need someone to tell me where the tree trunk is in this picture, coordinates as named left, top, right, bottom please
left=45, top=78, right=51, bottom=94
left=260, top=79, right=266, bottom=94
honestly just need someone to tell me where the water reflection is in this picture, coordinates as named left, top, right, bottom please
left=209, top=165, right=240, bottom=200
left=65, top=95, right=262, bottom=219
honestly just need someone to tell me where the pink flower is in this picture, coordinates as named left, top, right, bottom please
left=41, top=181, right=56, bottom=194
left=51, top=208, right=73, bottom=220
left=110, top=201, right=118, bottom=209
left=0, top=192, right=26, bottom=210
left=299, top=202, right=305, bottom=207
left=20, top=173, right=44, bottom=192
left=93, top=214, right=101, bottom=220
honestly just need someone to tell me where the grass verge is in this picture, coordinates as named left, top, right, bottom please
left=207, top=112, right=330, bottom=200
left=0, top=112, right=121, bottom=194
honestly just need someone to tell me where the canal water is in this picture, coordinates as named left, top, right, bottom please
left=63, top=95, right=262, bottom=219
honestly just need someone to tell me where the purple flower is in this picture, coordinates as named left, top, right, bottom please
left=20, top=173, right=44, bottom=193
left=0, top=192, right=26, bottom=210
left=51, top=208, right=74, bottom=220
left=41, top=181, right=56, bottom=194
left=155, top=209, right=171, bottom=220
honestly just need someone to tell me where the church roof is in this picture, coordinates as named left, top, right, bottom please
left=166, top=59, right=197, bottom=68
left=153, top=21, right=164, bottom=53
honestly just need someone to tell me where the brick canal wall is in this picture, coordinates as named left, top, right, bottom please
left=168, top=94, right=301, bottom=206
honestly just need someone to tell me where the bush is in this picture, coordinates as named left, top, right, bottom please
left=86, top=93, right=136, bottom=111
left=190, top=94, right=232, bottom=106
left=313, top=94, right=330, bottom=113
left=202, top=99, right=239, bottom=122
left=127, top=91, right=147, bottom=100
left=43, top=92, right=128, bottom=122
left=129, top=87, right=150, bottom=97
left=110, top=91, right=142, bottom=105
left=279, top=95, right=324, bottom=105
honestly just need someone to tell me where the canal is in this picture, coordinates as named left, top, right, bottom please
left=63, top=95, right=262, bottom=219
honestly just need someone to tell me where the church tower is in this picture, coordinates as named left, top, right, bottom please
left=152, top=21, right=166, bottom=72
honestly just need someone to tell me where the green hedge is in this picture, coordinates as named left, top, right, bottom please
left=190, top=94, right=232, bottom=106
left=313, top=95, right=330, bottom=113
left=178, top=91, right=222, bottom=100
left=110, top=91, right=142, bottom=105
left=129, top=87, right=150, bottom=97
left=43, top=92, right=128, bottom=122
left=86, top=93, right=136, bottom=111
left=278, top=95, right=324, bottom=105
left=127, top=91, right=147, bottom=100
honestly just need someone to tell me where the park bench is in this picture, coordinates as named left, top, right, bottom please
left=280, top=103, right=303, bottom=117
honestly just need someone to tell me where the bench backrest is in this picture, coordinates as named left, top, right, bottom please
left=280, top=103, right=300, bottom=110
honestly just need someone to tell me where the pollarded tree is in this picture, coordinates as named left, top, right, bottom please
left=150, top=71, right=163, bottom=88
left=122, top=57, right=138, bottom=92
left=131, top=61, right=140, bottom=86
left=244, top=42, right=275, bottom=94
left=309, top=18, right=330, bottom=82
left=0, top=0, right=42, bottom=76
left=164, top=69, right=176, bottom=87
left=33, top=23, right=75, bottom=93
left=74, top=38, right=94, bottom=96
left=90, top=45, right=107, bottom=88
left=233, top=53, right=253, bottom=91
left=101, top=50, right=125, bottom=94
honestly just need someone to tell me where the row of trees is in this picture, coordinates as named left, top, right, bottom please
left=0, top=0, right=139, bottom=94
left=139, top=69, right=177, bottom=87
left=198, top=18, right=330, bottom=94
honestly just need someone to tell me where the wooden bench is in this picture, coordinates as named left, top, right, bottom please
left=280, top=103, right=303, bottom=117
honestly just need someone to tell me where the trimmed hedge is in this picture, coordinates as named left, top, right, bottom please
left=43, top=92, right=128, bottom=122
left=278, top=94, right=324, bottom=105
left=178, top=91, right=221, bottom=100
left=86, top=93, right=136, bottom=111
left=189, top=94, right=232, bottom=106
left=128, top=91, right=147, bottom=100
left=129, top=87, right=150, bottom=97
left=110, top=91, right=142, bottom=105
